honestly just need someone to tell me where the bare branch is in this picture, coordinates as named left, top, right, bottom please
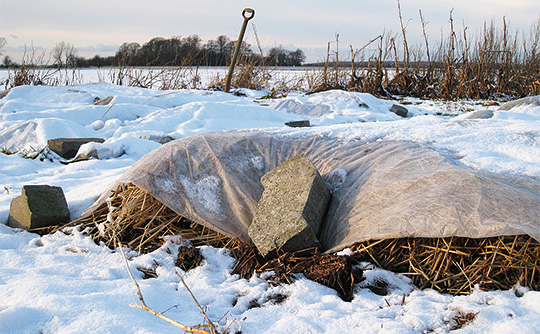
left=175, top=269, right=218, bottom=334
left=118, top=242, right=215, bottom=334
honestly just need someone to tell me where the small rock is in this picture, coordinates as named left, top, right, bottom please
left=79, top=146, right=114, bottom=160
left=285, top=120, right=310, bottom=128
left=0, top=89, right=10, bottom=100
left=390, top=104, right=408, bottom=118
left=140, top=134, right=176, bottom=144
left=358, top=102, right=369, bottom=109
left=93, top=96, right=114, bottom=105
left=8, top=185, right=70, bottom=230
left=461, top=109, right=494, bottom=119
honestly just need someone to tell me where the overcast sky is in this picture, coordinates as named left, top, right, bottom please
left=1, top=0, right=539, bottom=63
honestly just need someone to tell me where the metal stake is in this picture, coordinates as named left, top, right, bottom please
left=224, top=8, right=255, bottom=92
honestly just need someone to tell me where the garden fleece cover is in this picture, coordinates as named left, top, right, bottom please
left=84, top=130, right=540, bottom=253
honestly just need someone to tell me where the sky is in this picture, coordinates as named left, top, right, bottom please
left=1, top=0, right=539, bottom=63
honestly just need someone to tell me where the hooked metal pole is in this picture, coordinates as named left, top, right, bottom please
left=224, top=8, right=255, bottom=93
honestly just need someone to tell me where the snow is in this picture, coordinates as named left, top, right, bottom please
left=1, top=82, right=540, bottom=333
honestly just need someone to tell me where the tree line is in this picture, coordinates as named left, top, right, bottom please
left=1, top=35, right=306, bottom=68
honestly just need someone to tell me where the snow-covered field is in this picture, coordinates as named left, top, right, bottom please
left=0, top=67, right=317, bottom=91
left=1, top=81, right=540, bottom=333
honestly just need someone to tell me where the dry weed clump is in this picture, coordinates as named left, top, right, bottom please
left=107, top=50, right=204, bottom=90
left=209, top=57, right=273, bottom=92
left=300, top=12, right=540, bottom=100
left=4, top=48, right=83, bottom=89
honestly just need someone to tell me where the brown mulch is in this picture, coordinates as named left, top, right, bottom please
left=230, top=245, right=364, bottom=301
left=176, top=246, right=204, bottom=272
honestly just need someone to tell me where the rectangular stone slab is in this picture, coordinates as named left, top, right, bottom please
left=48, top=138, right=105, bottom=159
left=390, top=104, right=408, bottom=118
left=248, top=154, right=331, bottom=257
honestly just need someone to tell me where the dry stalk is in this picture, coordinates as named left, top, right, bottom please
left=351, top=236, right=540, bottom=295
left=174, top=269, right=218, bottom=334
left=397, top=0, right=410, bottom=70
left=47, top=183, right=240, bottom=253
left=119, top=242, right=216, bottom=334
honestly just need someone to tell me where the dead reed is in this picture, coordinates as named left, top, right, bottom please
left=304, top=13, right=540, bottom=100
left=49, top=183, right=239, bottom=254
left=351, top=236, right=540, bottom=295
left=4, top=47, right=83, bottom=88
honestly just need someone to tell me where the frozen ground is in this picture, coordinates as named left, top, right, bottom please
left=1, top=83, right=540, bottom=333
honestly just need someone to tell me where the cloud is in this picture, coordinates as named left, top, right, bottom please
left=77, top=44, right=119, bottom=52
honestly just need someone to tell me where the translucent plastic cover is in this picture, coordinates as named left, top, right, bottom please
left=83, top=130, right=540, bottom=253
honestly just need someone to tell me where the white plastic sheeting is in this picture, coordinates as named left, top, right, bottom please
left=83, top=130, right=540, bottom=253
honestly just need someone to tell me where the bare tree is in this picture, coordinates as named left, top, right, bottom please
left=3, top=55, right=12, bottom=68
left=52, top=41, right=77, bottom=68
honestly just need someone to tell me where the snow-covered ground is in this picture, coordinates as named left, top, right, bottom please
left=1, top=82, right=540, bottom=333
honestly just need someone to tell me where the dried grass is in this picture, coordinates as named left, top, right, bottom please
left=451, top=311, right=479, bottom=330
left=48, top=183, right=540, bottom=296
left=350, top=236, right=540, bottom=295
left=48, top=183, right=240, bottom=254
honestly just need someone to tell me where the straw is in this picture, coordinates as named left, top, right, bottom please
left=47, top=183, right=540, bottom=295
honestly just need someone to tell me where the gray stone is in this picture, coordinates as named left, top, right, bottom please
left=461, top=109, right=494, bottom=119
left=93, top=96, right=114, bottom=105
left=0, top=89, right=10, bottom=99
left=8, top=185, right=70, bottom=230
left=48, top=138, right=105, bottom=159
left=285, top=120, right=310, bottom=128
left=390, top=104, right=408, bottom=118
left=270, top=99, right=332, bottom=117
left=248, top=154, right=331, bottom=257
left=498, top=96, right=540, bottom=111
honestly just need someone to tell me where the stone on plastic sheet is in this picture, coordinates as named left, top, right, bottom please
left=249, top=154, right=332, bottom=257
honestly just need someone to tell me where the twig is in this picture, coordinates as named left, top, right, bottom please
left=175, top=269, right=218, bottom=334
left=119, top=242, right=146, bottom=305
left=118, top=242, right=214, bottom=334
